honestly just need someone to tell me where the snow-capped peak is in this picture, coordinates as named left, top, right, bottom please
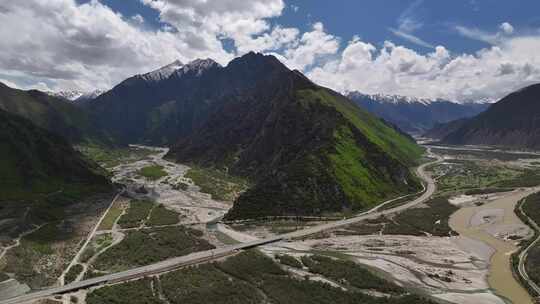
left=347, top=91, right=439, bottom=105
left=140, top=60, right=184, bottom=82
left=49, top=90, right=84, bottom=101
left=174, top=58, right=221, bottom=77
left=48, top=89, right=105, bottom=102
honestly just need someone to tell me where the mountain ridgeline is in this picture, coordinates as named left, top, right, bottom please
left=433, top=83, right=540, bottom=149
left=347, top=92, right=489, bottom=135
left=0, top=83, right=113, bottom=145
left=128, top=53, right=424, bottom=219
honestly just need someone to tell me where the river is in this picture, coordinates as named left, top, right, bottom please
left=449, top=188, right=539, bottom=304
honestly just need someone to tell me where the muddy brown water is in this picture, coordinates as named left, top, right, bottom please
left=449, top=188, right=539, bottom=304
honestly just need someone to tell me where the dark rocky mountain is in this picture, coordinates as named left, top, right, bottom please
left=0, top=109, right=111, bottom=202
left=0, top=82, right=113, bottom=145
left=440, top=83, right=540, bottom=149
left=347, top=92, right=489, bottom=134
left=423, top=118, right=470, bottom=140
left=159, top=53, right=424, bottom=219
left=86, top=58, right=228, bottom=145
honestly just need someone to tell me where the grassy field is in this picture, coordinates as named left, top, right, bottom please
left=98, top=203, right=123, bottom=230
left=78, top=144, right=156, bottom=169
left=276, top=254, right=303, bottom=268
left=3, top=222, right=78, bottom=288
left=329, top=197, right=458, bottom=237
left=117, top=200, right=154, bottom=229
left=301, top=255, right=404, bottom=294
left=137, top=165, right=168, bottom=180
left=435, top=160, right=521, bottom=192
left=185, top=167, right=247, bottom=201
left=91, top=226, right=214, bottom=272
left=64, top=264, right=83, bottom=284
left=147, top=204, right=180, bottom=226
left=88, top=250, right=436, bottom=304
left=87, top=278, right=161, bottom=304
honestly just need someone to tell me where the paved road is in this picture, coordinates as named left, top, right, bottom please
left=1, top=150, right=442, bottom=304
left=517, top=196, right=540, bottom=297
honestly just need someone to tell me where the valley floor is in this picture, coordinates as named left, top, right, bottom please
left=3, top=143, right=540, bottom=304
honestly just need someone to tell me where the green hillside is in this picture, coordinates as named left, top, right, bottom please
left=165, top=54, right=423, bottom=219
left=0, top=109, right=111, bottom=202
left=0, top=82, right=113, bottom=145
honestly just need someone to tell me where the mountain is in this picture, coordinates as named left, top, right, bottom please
left=49, top=89, right=106, bottom=104
left=86, top=58, right=224, bottom=145
left=0, top=109, right=111, bottom=202
left=440, top=83, right=540, bottom=149
left=0, top=82, right=113, bottom=145
left=347, top=92, right=489, bottom=134
left=159, top=53, right=424, bottom=219
left=423, top=118, right=470, bottom=140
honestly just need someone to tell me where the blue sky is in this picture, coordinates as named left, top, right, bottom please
left=91, top=0, right=540, bottom=54
left=3, top=0, right=540, bottom=102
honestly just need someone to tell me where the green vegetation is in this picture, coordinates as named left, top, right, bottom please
left=161, top=251, right=433, bottom=304
left=301, top=255, right=403, bottom=294
left=161, top=264, right=263, bottom=304
left=386, top=197, right=458, bottom=236
left=520, top=193, right=540, bottom=287
left=78, top=144, right=155, bottom=168
left=87, top=278, right=162, bottom=304
left=147, top=204, right=180, bottom=226
left=185, top=167, right=247, bottom=201
left=276, top=254, right=303, bottom=268
left=98, top=204, right=123, bottom=230
left=117, top=200, right=154, bottom=229
left=91, top=226, right=214, bottom=272
left=464, top=188, right=514, bottom=195
left=296, top=89, right=423, bottom=164
left=523, top=193, right=540, bottom=223
left=64, top=264, right=83, bottom=284
left=333, top=197, right=458, bottom=237
left=494, top=170, right=540, bottom=188
left=329, top=125, right=416, bottom=209
left=0, top=272, right=9, bottom=282
left=435, top=160, right=521, bottom=192
left=137, top=165, right=167, bottom=180
left=0, top=83, right=113, bottom=146
left=3, top=221, right=79, bottom=288
left=95, top=250, right=436, bottom=304
left=0, top=109, right=111, bottom=202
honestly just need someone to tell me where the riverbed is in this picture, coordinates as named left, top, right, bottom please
left=449, top=188, right=539, bottom=304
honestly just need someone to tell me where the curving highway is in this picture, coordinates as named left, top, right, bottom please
left=0, top=149, right=442, bottom=304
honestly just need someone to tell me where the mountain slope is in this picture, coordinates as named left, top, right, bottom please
left=166, top=53, right=423, bottom=219
left=441, top=83, right=540, bottom=149
left=347, top=92, right=489, bottom=134
left=0, top=109, right=111, bottom=201
left=423, top=118, right=470, bottom=140
left=86, top=58, right=226, bottom=145
left=0, top=82, right=112, bottom=145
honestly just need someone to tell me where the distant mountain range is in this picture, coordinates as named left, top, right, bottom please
left=347, top=92, right=490, bottom=134
left=0, top=82, right=113, bottom=145
left=431, top=83, right=540, bottom=149
left=85, top=52, right=423, bottom=218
